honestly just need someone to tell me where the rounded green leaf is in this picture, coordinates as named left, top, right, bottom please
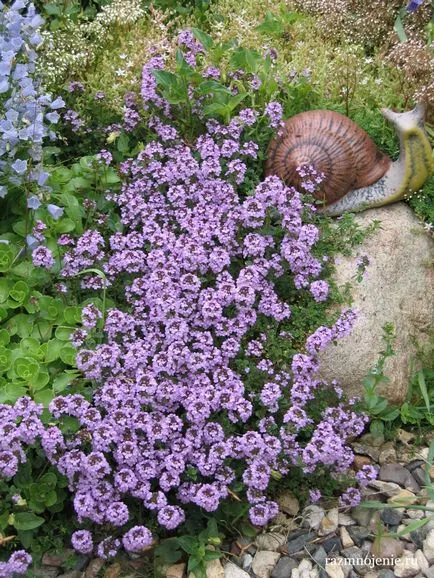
left=9, top=281, right=30, bottom=303
left=0, top=279, right=11, bottom=303
left=14, top=357, right=40, bottom=380
left=55, top=326, right=74, bottom=341
left=59, top=344, right=77, bottom=366
left=63, top=306, right=82, bottom=325
left=34, top=388, right=54, bottom=407
left=0, top=347, right=12, bottom=373
left=20, top=337, right=40, bottom=355
left=0, top=329, right=10, bottom=347
left=30, top=370, right=50, bottom=391
left=45, top=339, right=63, bottom=363
left=0, top=245, right=14, bottom=272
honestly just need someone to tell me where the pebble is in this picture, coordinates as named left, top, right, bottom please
left=379, top=464, right=420, bottom=493
left=340, top=527, right=354, bottom=549
left=166, top=563, right=186, bottom=578
left=312, top=546, right=327, bottom=568
left=325, top=559, right=345, bottom=578
left=403, top=510, right=424, bottom=521
left=338, top=514, right=356, bottom=527
left=378, top=442, right=397, bottom=465
left=34, top=569, right=59, bottom=578
left=351, top=444, right=380, bottom=462
left=347, top=527, right=371, bottom=547
left=371, top=536, right=404, bottom=560
left=224, top=562, right=250, bottom=578
left=422, top=529, right=434, bottom=563
left=303, top=506, right=326, bottom=531
left=359, top=434, right=385, bottom=448
left=387, top=490, right=417, bottom=506
left=319, top=509, right=339, bottom=536
left=292, top=570, right=300, bottom=578
left=414, top=550, right=428, bottom=574
left=411, top=468, right=426, bottom=487
left=380, top=507, right=404, bottom=526
left=351, top=507, right=376, bottom=527
left=271, top=557, right=298, bottom=578
left=353, top=456, right=373, bottom=471
left=424, top=500, right=434, bottom=517
left=252, top=551, right=281, bottom=578
left=277, top=492, right=300, bottom=516
left=256, top=533, right=287, bottom=552
left=393, top=550, right=420, bottom=577
left=367, top=480, right=401, bottom=497
left=57, top=573, right=81, bottom=578
left=242, top=554, right=253, bottom=571
left=299, top=560, right=313, bottom=572
left=85, top=559, right=105, bottom=578
left=287, top=532, right=315, bottom=555
left=321, top=536, right=343, bottom=555
left=104, top=563, right=121, bottom=578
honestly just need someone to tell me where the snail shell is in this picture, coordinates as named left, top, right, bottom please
left=265, top=110, right=391, bottom=205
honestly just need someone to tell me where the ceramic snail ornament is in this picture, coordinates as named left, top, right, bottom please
left=265, top=104, right=433, bottom=216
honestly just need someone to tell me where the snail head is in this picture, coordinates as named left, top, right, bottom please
left=381, top=103, right=426, bottom=132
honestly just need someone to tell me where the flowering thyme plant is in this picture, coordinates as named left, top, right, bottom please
left=0, top=29, right=374, bottom=572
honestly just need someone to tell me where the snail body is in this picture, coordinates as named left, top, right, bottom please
left=265, top=104, right=433, bottom=216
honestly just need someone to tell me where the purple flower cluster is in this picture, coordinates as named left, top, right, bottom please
left=0, top=43, right=369, bottom=558
left=0, top=550, right=32, bottom=577
left=0, top=0, right=64, bottom=193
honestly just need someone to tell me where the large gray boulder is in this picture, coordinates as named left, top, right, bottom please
left=318, top=203, right=434, bottom=405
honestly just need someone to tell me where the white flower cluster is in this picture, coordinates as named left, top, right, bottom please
left=38, top=0, right=145, bottom=89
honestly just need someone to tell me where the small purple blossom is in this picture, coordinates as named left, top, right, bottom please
left=71, top=530, right=94, bottom=554
left=32, top=246, right=55, bottom=269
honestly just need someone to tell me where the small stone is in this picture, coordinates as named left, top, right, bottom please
left=339, top=514, right=356, bottom=527
left=380, top=507, right=404, bottom=526
left=310, top=569, right=320, bottom=578
left=205, top=559, right=225, bottom=578
left=224, top=562, right=250, bottom=578
left=325, top=559, right=345, bottom=578
left=320, top=536, right=342, bottom=555
left=360, top=434, right=385, bottom=448
left=351, top=444, right=380, bottom=462
left=319, top=509, right=339, bottom=536
left=378, top=442, right=397, bottom=465
left=166, top=563, right=186, bottom=578
left=371, top=537, right=404, bottom=560
left=292, top=570, right=300, bottom=578
left=42, top=552, right=74, bottom=568
left=340, top=528, right=354, bottom=549
left=406, top=460, right=425, bottom=473
left=351, top=507, right=376, bottom=527
left=393, top=550, right=420, bottom=577
left=387, top=490, right=417, bottom=506
left=252, top=551, right=281, bottom=578
left=429, top=466, right=434, bottom=481
left=404, top=510, right=424, bottom=521
left=242, top=554, right=253, bottom=571
left=378, top=571, right=394, bottom=578
left=347, top=527, right=371, bottom=547
left=353, top=456, right=373, bottom=471
left=287, top=532, right=315, bottom=555
left=411, top=468, right=426, bottom=487
left=277, top=492, right=300, bottom=516
left=364, top=574, right=379, bottom=578
left=414, top=550, right=428, bottom=575
left=303, top=506, right=326, bottom=531
left=271, top=557, right=298, bottom=578
left=299, top=560, right=313, bottom=572
left=57, top=573, right=81, bottom=578
left=85, top=559, right=105, bottom=578
left=379, top=464, right=420, bottom=493
left=423, top=500, right=434, bottom=517
left=256, top=533, right=287, bottom=552
left=312, top=547, right=327, bottom=568
left=422, top=528, right=434, bottom=563
left=104, top=563, right=121, bottom=578
left=368, top=480, right=401, bottom=497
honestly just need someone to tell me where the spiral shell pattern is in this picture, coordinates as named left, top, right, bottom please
left=265, top=110, right=391, bottom=205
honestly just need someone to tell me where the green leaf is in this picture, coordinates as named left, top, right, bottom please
left=34, top=388, right=55, bottom=407
left=13, top=512, right=45, bottom=531
left=0, top=346, right=12, bottom=373
left=55, top=326, right=74, bottom=341
left=9, top=281, right=30, bottom=303
left=14, top=357, right=40, bottom=380
left=0, top=244, right=15, bottom=272
left=255, top=12, right=284, bottom=35
left=30, top=370, right=50, bottom=391
left=63, top=306, right=82, bottom=325
left=59, top=344, right=77, bottom=366
left=0, top=511, right=9, bottom=531
left=191, top=28, right=214, bottom=50
left=417, top=370, right=431, bottom=413
left=177, top=535, right=198, bottom=555
left=394, top=12, right=408, bottom=43
left=153, top=70, right=179, bottom=91
left=0, top=329, right=10, bottom=347
left=20, top=337, right=40, bottom=355
left=45, top=339, right=63, bottom=363
left=395, top=517, right=430, bottom=536
left=0, top=278, right=11, bottom=302
left=369, top=419, right=384, bottom=437
left=117, top=133, right=130, bottom=154
left=52, top=371, right=78, bottom=393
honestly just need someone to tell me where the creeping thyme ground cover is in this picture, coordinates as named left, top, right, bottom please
left=0, top=0, right=432, bottom=575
